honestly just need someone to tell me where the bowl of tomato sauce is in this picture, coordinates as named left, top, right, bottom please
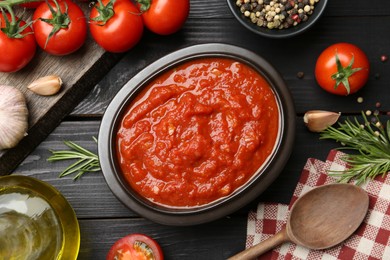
left=98, top=43, right=295, bottom=225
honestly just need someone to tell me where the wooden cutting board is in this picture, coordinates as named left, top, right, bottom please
left=0, top=4, right=121, bottom=175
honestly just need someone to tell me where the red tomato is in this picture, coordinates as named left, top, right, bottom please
left=32, top=0, right=87, bottom=55
left=20, top=1, right=44, bottom=8
left=89, top=0, right=143, bottom=53
left=138, top=0, right=189, bottom=35
left=315, top=43, right=370, bottom=96
left=0, top=13, right=36, bottom=72
left=107, top=234, right=164, bottom=260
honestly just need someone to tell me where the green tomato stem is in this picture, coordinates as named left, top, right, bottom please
left=38, top=0, right=70, bottom=49
left=90, top=0, right=116, bottom=26
left=1, top=5, right=33, bottom=38
left=0, top=0, right=41, bottom=8
left=5, top=6, right=18, bottom=35
left=4, top=5, right=15, bottom=22
left=135, top=0, right=150, bottom=12
left=331, top=51, right=363, bottom=95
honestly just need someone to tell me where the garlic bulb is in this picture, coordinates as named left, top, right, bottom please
left=0, top=85, right=29, bottom=150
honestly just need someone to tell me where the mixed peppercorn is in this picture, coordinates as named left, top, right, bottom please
left=236, top=0, right=320, bottom=29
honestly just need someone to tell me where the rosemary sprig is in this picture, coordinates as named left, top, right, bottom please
left=47, top=137, right=100, bottom=180
left=320, top=112, right=390, bottom=185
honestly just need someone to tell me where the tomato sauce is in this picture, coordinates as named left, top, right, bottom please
left=116, top=58, right=280, bottom=207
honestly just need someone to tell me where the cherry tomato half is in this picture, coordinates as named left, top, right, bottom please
left=107, top=233, right=164, bottom=260
left=315, top=43, right=370, bottom=96
left=33, top=0, right=87, bottom=56
left=138, top=0, right=189, bottom=35
left=0, top=13, right=36, bottom=72
left=89, top=0, right=143, bottom=53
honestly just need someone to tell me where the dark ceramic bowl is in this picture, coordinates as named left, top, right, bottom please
left=226, top=0, right=328, bottom=38
left=98, top=43, right=296, bottom=226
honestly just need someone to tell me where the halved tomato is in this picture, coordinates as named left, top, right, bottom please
left=107, top=233, right=164, bottom=260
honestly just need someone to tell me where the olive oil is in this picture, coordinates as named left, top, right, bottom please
left=0, top=187, right=63, bottom=259
left=0, top=176, right=80, bottom=260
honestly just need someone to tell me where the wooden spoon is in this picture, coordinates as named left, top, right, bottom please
left=229, top=183, right=369, bottom=260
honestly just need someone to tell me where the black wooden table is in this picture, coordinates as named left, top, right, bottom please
left=12, top=0, right=390, bottom=259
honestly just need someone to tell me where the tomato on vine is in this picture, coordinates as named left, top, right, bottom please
left=137, top=0, right=189, bottom=35
left=0, top=9, right=36, bottom=72
left=89, top=0, right=143, bottom=53
left=32, top=0, right=87, bottom=56
left=315, top=43, right=370, bottom=96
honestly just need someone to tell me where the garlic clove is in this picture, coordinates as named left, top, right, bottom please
left=27, top=75, right=62, bottom=96
left=304, top=110, right=341, bottom=132
left=0, top=85, right=29, bottom=150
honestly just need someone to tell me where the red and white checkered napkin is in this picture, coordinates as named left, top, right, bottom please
left=246, top=150, right=390, bottom=260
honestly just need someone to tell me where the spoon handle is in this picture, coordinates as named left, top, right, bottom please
left=228, top=228, right=289, bottom=260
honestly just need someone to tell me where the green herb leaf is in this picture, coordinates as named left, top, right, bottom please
left=320, top=112, right=390, bottom=184
left=47, top=137, right=100, bottom=180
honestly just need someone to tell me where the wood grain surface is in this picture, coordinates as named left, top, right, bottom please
left=7, top=0, right=390, bottom=259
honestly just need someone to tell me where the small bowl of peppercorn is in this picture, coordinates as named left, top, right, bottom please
left=227, top=0, right=328, bottom=38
